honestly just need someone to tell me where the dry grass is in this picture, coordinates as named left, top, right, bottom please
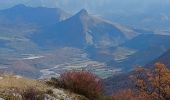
left=0, top=74, right=47, bottom=92
left=0, top=74, right=90, bottom=100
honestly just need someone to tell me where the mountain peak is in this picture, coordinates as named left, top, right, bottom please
left=79, top=9, right=88, bottom=14
left=13, top=4, right=26, bottom=8
left=76, top=9, right=88, bottom=17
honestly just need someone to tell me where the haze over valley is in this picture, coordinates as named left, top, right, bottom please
left=0, top=1, right=170, bottom=99
left=1, top=4, right=170, bottom=79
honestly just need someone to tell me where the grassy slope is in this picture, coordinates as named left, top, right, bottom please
left=0, top=74, right=88, bottom=100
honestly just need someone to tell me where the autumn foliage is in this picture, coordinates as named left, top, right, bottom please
left=47, top=63, right=170, bottom=100
left=112, top=62, right=170, bottom=100
left=48, top=70, right=103, bottom=100
left=112, top=89, right=151, bottom=100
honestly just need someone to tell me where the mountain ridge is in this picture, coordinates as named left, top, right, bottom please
left=31, top=8, right=139, bottom=49
left=0, top=4, right=70, bottom=26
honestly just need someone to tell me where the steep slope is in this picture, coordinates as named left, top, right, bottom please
left=105, top=49, right=170, bottom=95
left=32, top=9, right=139, bottom=48
left=0, top=4, right=69, bottom=26
left=0, top=5, right=71, bottom=78
left=0, top=6, right=137, bottom=79
left=147, top=50, right=170, bottom=67
left=0, top=4, right=70, bottom=53
left=110, top=34, right=170, bottom=70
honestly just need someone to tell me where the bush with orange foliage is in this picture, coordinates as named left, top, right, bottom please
left=129, top=62, right=170, bottom=100
left=112, top=89, right=151, bottom=100
left=48, top=70, right=103, bottom=100
left=112, top=62, right=170, bottom=100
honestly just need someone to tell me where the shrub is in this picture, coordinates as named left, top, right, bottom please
left=112, top=62, right=170, bottom=100
left=21, top=87, right=44, bottom=100
left=47, top=77, right=65, bottom=88
left=112, top=89, right=151, bottom=100
left=130, top=62, right=170, bottom=100
left=46, top=89, right=53, bottom=95
left=48, top=70, right=103, bottom=100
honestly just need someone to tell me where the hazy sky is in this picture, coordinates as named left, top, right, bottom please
left=0, top=0, right=170, bottom=12
left=0, top=0, right=170, bottom=29
left=0, top=0, right=170, bottom=18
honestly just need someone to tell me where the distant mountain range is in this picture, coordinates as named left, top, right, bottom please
left=0, top=4, right=69, bottom=26
left=105, top=48, right=170, bottom=95
left=0, top=4, right=170, bottom=80
left=147, top=49, right=170, bottom=68
left=105, top=2, right=170, bottom=31
left=112, top=34, right=170, bottom=70
left=31, top=8, right=139, bottom=49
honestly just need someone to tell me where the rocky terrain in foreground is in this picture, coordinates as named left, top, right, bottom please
left=0, top=74, right=88, bottom=100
